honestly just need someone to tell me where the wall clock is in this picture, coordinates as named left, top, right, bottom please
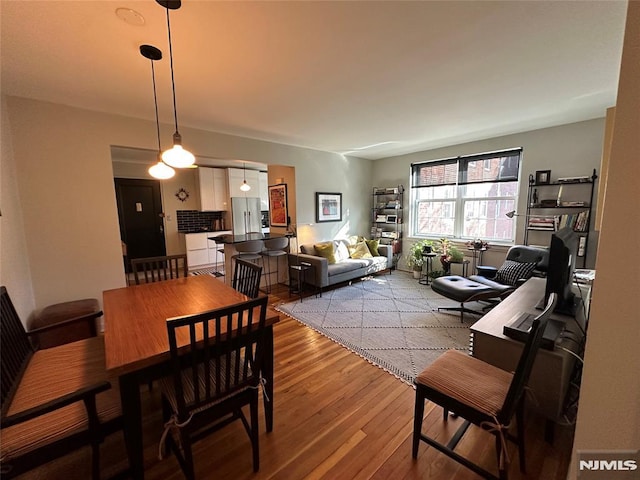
left=175, top=188, right=189, bottom=202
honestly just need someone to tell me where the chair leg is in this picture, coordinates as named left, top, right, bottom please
left=91, top=442, right=100, bottom=480
left=516, top=400, right=526, bottom=473
left=250, top=392, right=260, bottom=472
left=180, top=428, right=196, bottom=480
left=412, top=387, right=426, bottom=458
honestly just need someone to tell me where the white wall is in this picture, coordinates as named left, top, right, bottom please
left=0, top=96, right=35, bottom=322
left=2, top=96, right=372, bottom=315
left=372, top=118, right=605, bottom=270
left=570, top=1, right=640, bottom=475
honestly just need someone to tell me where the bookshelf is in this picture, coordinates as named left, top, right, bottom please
left=524, top=169, right=597, bottom=268
left=371, top=186, right=404, bottom=267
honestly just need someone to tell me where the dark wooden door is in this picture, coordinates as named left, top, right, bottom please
left=115, top=178, right=166, bottom=271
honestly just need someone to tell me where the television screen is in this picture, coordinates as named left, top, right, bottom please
left=544, top=227, right=579, bottom=315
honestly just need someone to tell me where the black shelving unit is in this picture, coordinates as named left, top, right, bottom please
left=524, top=169, right=597, bottom=268
left=372, top=186, right=404, bottom=267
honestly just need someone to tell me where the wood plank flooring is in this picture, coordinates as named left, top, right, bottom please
left=16, top=281, right=574, bottom=480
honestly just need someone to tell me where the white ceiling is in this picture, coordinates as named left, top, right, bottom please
left=1, top=1, right=628, bottom=160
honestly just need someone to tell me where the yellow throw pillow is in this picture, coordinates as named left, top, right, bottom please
left=365, top=239, right=380, bottom=257
left=314, top=242, right=336, bottom=264
left=349, top=241, right=373, bottom=259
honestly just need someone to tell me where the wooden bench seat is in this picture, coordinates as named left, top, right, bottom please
left=0, top=287, right=123, bottom=479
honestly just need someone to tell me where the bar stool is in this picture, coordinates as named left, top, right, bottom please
left=260, top=237, right=289, bottom=293
left=231, top=239, right=264, bottom=273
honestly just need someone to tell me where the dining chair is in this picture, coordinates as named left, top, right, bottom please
left=412, top=293, right=558, bottom=480
left=232, top=258, right=263, bottom=298
left=158, top=296, right=269, bottom=479
left=130, top=254, right=187, bottom=285
left=0, top=286, right=123, bottom=479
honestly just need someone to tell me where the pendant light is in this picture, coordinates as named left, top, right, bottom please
left=141, top=44, right=175, bottom=180
left=240, top=163, right=251, bottom=191
left=157, top=0, right=195, bottom=169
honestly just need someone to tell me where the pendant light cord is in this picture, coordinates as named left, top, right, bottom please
left=165, top=7, right=179, bottom=134
left=151, top=60, right=162, bottom=153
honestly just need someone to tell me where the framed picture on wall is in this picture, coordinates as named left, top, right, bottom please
left=268, top=184, right=288, bottom=227
left=316, top=192, right=342, bottom=223
left=535, top=170, right=551, bottom=185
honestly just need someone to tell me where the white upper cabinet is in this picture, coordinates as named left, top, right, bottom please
left=197, top=167, right=228, bottom=211
left=258, top=171, right=268, bottom=210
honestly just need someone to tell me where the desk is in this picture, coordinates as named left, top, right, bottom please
left=103, top=275, right=280, bottom=479
left=470, top=277, right=584, bottom=424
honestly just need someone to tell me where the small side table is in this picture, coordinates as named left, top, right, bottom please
left=447, top=259, right=470, bottom=277
left=418, top=253, right=437, bottom=285
left=289, top=262, right=315, bottom=302
left=467, top=247, right=488, bottom=274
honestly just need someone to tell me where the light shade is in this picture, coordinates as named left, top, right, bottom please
left=505, top=210, right=517, bottom=218
left=240, top=181, right=251, bottom=192
left=149, top=157, right=175, bottom=179
left=162, top=133, right=195, bottom=168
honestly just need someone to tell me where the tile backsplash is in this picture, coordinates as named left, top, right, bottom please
left=177, top=210, right=226, bottom=233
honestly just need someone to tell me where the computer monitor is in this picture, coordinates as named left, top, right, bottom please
left=543, top=227, right=579, bottom=316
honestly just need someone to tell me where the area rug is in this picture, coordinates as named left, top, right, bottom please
left=275, top=272, right=477, bottom=384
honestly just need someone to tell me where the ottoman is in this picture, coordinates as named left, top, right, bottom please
left=431, top=276, right=501, bottom=322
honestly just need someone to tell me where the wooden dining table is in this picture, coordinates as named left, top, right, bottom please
left=103, top=274, right=280, bottom=480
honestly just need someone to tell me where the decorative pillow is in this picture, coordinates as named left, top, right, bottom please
left=365, top=239, right=380, bottom=257
left=495, top=260, right=537, bottom=286
left=334, top=241, right=350, bottom=263
left=349, top=241, right=373, bottom=259
left=314, top=242, right=336, bottom=264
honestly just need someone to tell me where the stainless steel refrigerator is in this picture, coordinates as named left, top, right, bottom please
left=231, top=197, right=262, bottom=235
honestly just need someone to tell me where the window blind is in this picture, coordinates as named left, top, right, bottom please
left=411, top=148, right=522, bottom=188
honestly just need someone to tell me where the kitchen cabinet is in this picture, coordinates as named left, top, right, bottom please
left=185, top=231, right=231, bottom=270
left=259, top=171, right=269, bottom=210
left=197, top=167, right=228, bottom=211
left=185, top=232, right=209, bottom=269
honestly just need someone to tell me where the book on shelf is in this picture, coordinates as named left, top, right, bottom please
left=528, top=216, right=557, bottom=230
left=557, top=211, right=589, bottom=232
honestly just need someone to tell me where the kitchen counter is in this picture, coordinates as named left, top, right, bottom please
left=211, top=232, right=293, bottom=244
left=213, top=232, right=293, bottom=286
left=180, top=229, right=228, bottom=235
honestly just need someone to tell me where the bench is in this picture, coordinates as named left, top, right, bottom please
left=0, top=286, right=123, bottom=479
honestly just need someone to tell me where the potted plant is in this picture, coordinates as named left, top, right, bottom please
left=405, top=240, right=434, bottom=278
left=434, top=238, right=464, bottom=274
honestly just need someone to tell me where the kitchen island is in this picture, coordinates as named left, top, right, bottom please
left=210, top=232, right=293, bottom=286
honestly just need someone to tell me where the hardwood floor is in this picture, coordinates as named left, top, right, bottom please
left=17, top=282, right=575, bottom=480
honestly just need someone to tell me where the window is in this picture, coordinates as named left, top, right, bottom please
left=410, top=148, right=521, bottom=242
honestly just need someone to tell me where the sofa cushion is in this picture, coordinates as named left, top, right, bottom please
left=314, top=242, right=336, bottom=264
left=494, top=260, right=537, bottom=286
left=327, top=260, right=364, bottom=277
left=334, top=241, right=350, bottom=263
left=365, top=239, right=380, bottom=257
left=349, top=242, right=373, bottom=259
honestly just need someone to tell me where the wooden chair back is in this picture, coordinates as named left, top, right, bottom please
left=0, top=286, right=35, bottom=417
left=131, top=254, right=187, bottom=285
left=499, top=292, right=558, bottom=423
left=166, top=296, right=268, bottom=419
left=232, top=258, right=263, bottom=298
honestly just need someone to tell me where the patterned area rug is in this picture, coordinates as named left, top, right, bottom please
left=275, top=272, right=476, bottom=384
left=189, top=267, right=224, bottom=277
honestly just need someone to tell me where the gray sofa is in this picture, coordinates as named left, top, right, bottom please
left=289, top=239, right=393, bottom=291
